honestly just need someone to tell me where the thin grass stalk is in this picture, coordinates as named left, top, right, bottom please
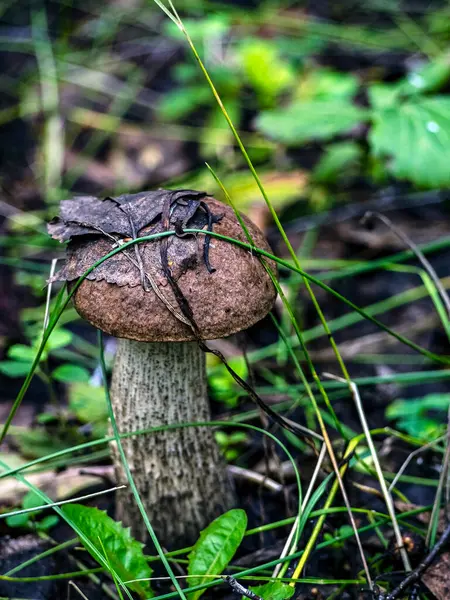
left=289, top=438, right=361, bottom=582
left=324, top=374, right=412, bottom=573
left=426, top=406, right=450, bottom=548
left=272, top=443, right=327, bottom=578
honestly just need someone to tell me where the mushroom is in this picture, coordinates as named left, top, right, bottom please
left=48, top=189, right=277, bottom=546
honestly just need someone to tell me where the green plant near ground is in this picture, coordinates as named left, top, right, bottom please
left=1, top=2, right=450, bottom=599
left=256, top=57, right=450, bottom=188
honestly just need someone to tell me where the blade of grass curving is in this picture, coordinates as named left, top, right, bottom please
left=3, top=229, right=447, bottom=445
left=289, top=437, right=360, bottom=583
left=324, top=374, right=412, bottom=573
left=69, top=580, right=91, bottom=600
left=0, top=569, right=103, bottom=583
left=322, top=236, right=450, bottom=282
left=389, top=435, right=446, bottom=493
left=4, top=539, right=77, bottom=577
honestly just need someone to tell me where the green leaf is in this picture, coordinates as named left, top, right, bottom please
left=7, top=345, right=36, bottom=362
left=256, top=101, right=367, bottom=145
left=369, top=96, right=450, bottom=188
left=368, top=82, right=401, bottom=110
left=46, top=328, right=73, bottom=350
left=239, top=40, right=294, bottom=107
left=368, top=60, right=450, bottom=111
left=159, top=86, right=211, bottom=121
left=386, top=393, right=450, bottom=439
left=0, top=360, right=33, bottom=377
left=69, top=382, right=108, bottom=424
left=61, top=504, right=153, bottom=599
left=188, top=509, right=247, bottom=600
left=36, top=514, right=59, bottom=531
left=6, top=513, right=30, bottom=528
left=402, top=58, right=450, bottom=96
left=23, top=490, right=44, bottom=511
left=297, top=68, right=358, bottom=101
left=5, top=490, right=45, bottom=529
left=313, top=141, right=362, bottom=184
left=52, top=364, right=91, bottom=383
left=249, top=581, right=295, bottom=600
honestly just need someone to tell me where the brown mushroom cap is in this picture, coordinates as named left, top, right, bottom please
left=60, top=196, right=277, bottom=342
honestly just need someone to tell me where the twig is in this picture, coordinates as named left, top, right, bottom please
left=379, top=522, right=450, bottom=600
left=69, top=581, right=90, bottom=600
left=227, top=465, right=283, bottom=493
left=388, top=435, right=446, bottom=492
left=43, top=259, right=58, bottom=330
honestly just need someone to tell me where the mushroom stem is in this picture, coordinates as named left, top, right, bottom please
left=110, top=338, right=235, bottom=546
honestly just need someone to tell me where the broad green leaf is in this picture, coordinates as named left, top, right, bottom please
left=52, top=364, right=91, bottom=383
left=188, top=509, right=247, bottom=600
left=0, top=360, right=33, bottom=377
left=256, top=101, right=367, bottom=145
left=69, top=382, right=108, bottom=423
left=296, top=68, right=358, bottom=101
left=159, top=86, right=211, bottom=121
left=368, top=82, right=401, bottom=110
left=239, top=40, right=294, bottom=107
left=313, top=141, right=362, bottom=184
left=7, top=344, right=36, bottom=362
left=368, top=59, right=450, bottom=110
left=386, top=393, right=450, bottom=439
left=249, top=581, right=295, bottom=600
left=62, top=504, right=153, bottom=598
left=36, top=514, right=59, bottom=531
left=46, top=328, right=73, bottom=350
left=402, top=58, right=450, bottom=96
left=369, top=96, right=450, bottom=188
